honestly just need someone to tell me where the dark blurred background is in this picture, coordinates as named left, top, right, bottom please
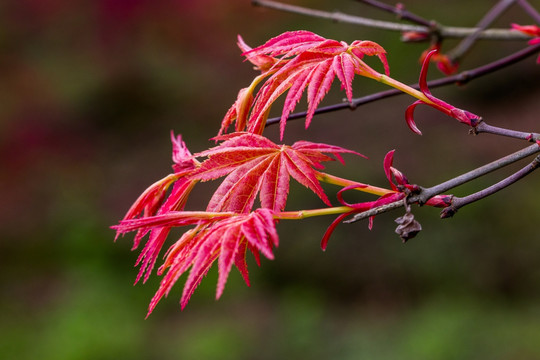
left=1, top=0, right=540, bottom=359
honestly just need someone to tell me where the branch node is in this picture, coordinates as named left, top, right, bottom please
left=331, top=11, right=340, bottom=23
left=470, top=116, right=482, bottom=128
left=469, top=117, right=483, bottom=135
left=532, top=155, right=540, bottom=169
left=429, top=20, right=438, bottom=30
left=413, top=187, right=429, bottom=206
left=345, top=98, right=358, bottom=110
left=395, top=3, right=405, bottom=20
left=456, top=71, right=471, bottom=85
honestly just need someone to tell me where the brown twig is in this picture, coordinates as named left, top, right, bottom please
left=440, top=154, right=540, bottom=218
left=265, top=42, right=540, bottom=127
left=474, top=121, right=540, bottom=142
left=355, top=0, right=433, bottom=27
left=346, top=143, right=540, bottom=223
left=252, top=0, right=530, bottom=40
left=518, top=0, right=540, bottom=24
left=253, top=0, right=540, bottom=228
left=447, top=0, right=517, bottom=62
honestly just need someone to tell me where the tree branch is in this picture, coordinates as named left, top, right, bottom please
left=265, top=42, right=540, bottom=127
left=343, top=200, right=405, bottom=223
left=474, top=121, right=540, bottom=142
left=414, top=143, right=540, bottom=204
left=447, top=0, right=517, bottom=62
left=440, top=154, right=540, bottom=217
left=252, top=0, right=530, bottom=40
left=345, top=143, right=540, bottom=223
left=355, top=0, right=433, bottom=27
left=253, top=0, right=540, bottom=229
left=518, top=0, right=540, bottom=24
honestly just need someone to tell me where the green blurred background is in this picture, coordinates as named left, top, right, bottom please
left=1, top=1, right=539, bottom=359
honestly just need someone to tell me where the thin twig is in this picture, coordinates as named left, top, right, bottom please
left=440, top=154, right=540, bottom=217
left=475, top=121, right=539, bottom=142
left=252, top=0, right=540, bottom=226
left=414, top=143, right=540, bottom=204
left=253, top=0, right=425, bottom=32
left=265, top=42, right=540, bottom=127
left=447, top=0, right=517, bottom=62
left=343, top=200, right=405, bottom=223
left=518, top=0, right=540, bottom=24
left=346, top=143, right=540, bottom=223
left=252, top=0, right=530, bottom=40
left=355, top=0, right=433, bottom=27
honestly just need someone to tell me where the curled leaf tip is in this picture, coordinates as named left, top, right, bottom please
left=405, top=101, right=424, bottom=135
left=419, top=49, right=437, bottom=93
left=321, top=212, right=352, bottom=251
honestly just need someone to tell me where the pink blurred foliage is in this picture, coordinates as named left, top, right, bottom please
left=1, top=0, right=247, bottom=234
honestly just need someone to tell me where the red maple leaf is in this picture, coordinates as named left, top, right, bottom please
left=237, top=34, right=278, bottom=73
left=113, top=131, right=364, bottom=313
left=114, top=133, right=199, bottom=284
left=190, top=132, right=364, bottom=213
left=222, top=31, right=390, bottom=139
left=116, top=208, right=279, bottom=315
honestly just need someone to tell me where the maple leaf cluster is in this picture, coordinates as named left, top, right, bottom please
left=220, top=30, right=390, bottom=139
left=113, top=30, right=456, bottom=315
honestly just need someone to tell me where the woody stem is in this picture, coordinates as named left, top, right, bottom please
left=355, top=0, right=433, bottom=27
left=346, top=143, right=540, bottom=223
left=265, top=42, right=540, bottom=127
left=413, top=143, right=540, bottom=204
left=251, top=0, right=529, bottom=40
left=518, top=0, right=540, bottom=23
left=440, top=154, right=540, bottom=218
left=475, top=121, right=540, bottom=141
left=447, top=0, right=516, bottom=62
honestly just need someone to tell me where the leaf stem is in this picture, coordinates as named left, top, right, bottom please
left=378, top=74, right=433, bottom=104
left=276, top=206, right=353, bottom=220
left=316, top=171, right=394, bottom=196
